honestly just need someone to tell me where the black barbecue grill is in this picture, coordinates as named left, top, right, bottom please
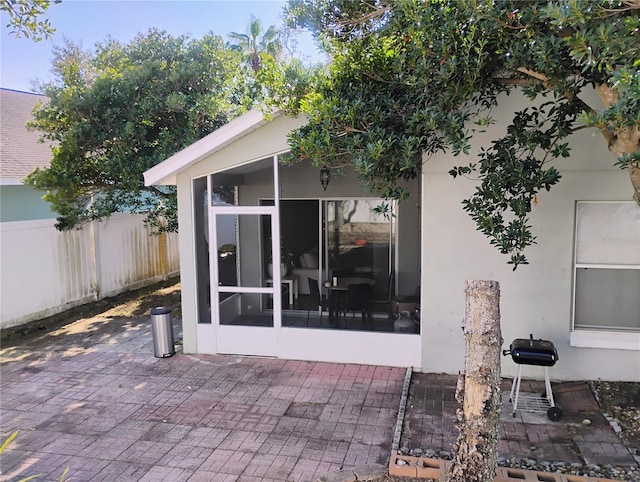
left=506, top=336, right=558, bottom=366
left=503, top=334, right=563, bottom=421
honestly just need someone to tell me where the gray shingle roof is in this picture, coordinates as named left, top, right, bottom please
left=0, top=88, right=54, bottom=182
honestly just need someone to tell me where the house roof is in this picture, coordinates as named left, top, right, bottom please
left=0, top=89, right=53, bottom=184
left=144, top=108, right=281, bottom=186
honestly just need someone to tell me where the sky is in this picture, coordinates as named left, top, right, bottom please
left=1, top=0, right=323, bottom=93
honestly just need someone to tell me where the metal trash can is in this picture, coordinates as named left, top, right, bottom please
left=150, top=307, right=175, bottom=358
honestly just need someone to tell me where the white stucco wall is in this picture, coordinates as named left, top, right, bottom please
left=421, top=91, right=639, bottom=382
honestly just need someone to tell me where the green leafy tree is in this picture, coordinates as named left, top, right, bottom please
left=255, top=54, right=325, bottom=113
left=284, top=0, right=640, bottom=268
left=1, top=0, right=59, bottom=41
left=229, top=15, right=326, bottom=127
left=25, top=30, right=256, bottom=231
left=229, top=15, right=284, bottom=72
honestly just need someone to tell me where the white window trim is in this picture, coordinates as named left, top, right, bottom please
left=571, top=201, right=640, bottom=350
left=569, top=330, right=640, bottom=351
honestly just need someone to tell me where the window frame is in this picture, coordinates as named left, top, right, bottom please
left=570, top=201, right=640, bottom=350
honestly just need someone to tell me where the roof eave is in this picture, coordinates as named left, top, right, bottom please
left=144, top=108, right=280, bottom=186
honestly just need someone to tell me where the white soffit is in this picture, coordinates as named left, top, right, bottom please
left=144, top=108, right=280, bottom=186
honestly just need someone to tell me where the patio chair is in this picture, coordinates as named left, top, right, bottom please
left=345, top=283, right=373, bottom=328
left=307, top=278, right=328, bottom=327
left=370, top=271, right=394, bottom=322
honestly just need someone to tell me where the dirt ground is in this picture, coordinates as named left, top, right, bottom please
left=1, top=279, right=182, bottom=348
left=592, top=380, right=640, bottom=454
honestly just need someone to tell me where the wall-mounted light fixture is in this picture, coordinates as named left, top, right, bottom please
left=320, top=166, right=331, bottom=190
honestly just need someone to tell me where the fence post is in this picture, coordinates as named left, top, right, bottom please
left=158, top=219, right=168, bottom=280
left=88, top=218, right=101, bottom=300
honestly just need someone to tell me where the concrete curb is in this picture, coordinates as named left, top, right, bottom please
left=388, top=455, right=621, bottom=481
left=391, top=366, right=412, bottom=454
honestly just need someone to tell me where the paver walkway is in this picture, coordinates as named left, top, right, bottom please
left=0, top=315, right=404, bottom=481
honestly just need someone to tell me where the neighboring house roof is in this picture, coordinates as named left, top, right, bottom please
left=144, top=108, right=281, bottom=186
left=0, top=88, right=53, bottom=185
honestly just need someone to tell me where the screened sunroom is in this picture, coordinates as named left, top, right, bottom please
left=145, top=110, right=422, bottom=367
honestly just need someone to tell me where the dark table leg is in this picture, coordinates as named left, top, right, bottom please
left=328, top=290, right=342, bottom=327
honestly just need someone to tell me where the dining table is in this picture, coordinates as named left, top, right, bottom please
left=325, top=277, right=376, bottom=327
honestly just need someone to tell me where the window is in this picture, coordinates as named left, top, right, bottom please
left=572, top=201, right=640, bottom=349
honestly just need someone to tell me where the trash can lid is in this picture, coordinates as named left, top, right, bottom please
left=151, top=306, right=171, bottom=315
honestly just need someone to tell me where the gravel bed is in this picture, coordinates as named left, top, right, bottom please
left=397, top=447, right=640, bottom=481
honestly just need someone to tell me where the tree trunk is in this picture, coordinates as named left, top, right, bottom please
left=595, top=82, right=640, bottom=206
left=447, top=280, right=502, bottom=482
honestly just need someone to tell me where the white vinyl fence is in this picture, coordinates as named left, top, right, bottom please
left=0, top=213, right=179, bottom=329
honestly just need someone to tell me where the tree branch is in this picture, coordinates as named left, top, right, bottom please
left=514, top=67, right=617, bottom=147
left=602, top=0, right=640, bottom=14
left=593, top=83, right=621, bottom=148
left=336, top=4, right=392, bottom=29
left=341, top=125, right=368, bottom=134
left=492, top=77, right=532, bottom=86
left=595, top=82, right=619, bottom=109
left=516, top=67, right=549, bottom=83
left=362, top=70, right=395, bottom=84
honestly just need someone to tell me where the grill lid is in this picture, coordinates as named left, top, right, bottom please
left=503, top=334, right=558, bottom=366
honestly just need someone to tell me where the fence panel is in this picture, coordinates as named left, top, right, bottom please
left=0, top=214, right=179, bottom=329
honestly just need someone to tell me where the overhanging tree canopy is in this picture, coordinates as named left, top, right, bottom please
left=25, top=30, right=255, bottom=231
left=284, top=0, right=640, bottom=267
left=1, top=0, right=59, bottom=40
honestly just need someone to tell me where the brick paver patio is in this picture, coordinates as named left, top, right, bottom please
left=0, top=316, right=404, bottom=481
left=1, top=297, right=636, bottom=482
